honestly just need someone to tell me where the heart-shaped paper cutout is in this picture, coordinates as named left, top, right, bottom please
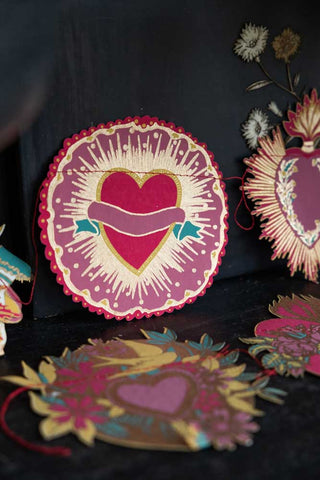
left=255, top=318, right=320, bottom=376
left=111, top=373, right=193, bottom=416
left=98, top=170, right=181, bottom=273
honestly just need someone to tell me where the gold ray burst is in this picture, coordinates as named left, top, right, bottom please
left=244, top=126, right=320, bottom=282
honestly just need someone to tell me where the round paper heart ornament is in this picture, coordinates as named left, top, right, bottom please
left=244, top=89, right=320, bottom=282
left=38, top=116, right=228, bottom=319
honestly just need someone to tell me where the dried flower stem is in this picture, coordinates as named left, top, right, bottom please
left=286, top=63, right=294, bottom=93
left=256, top=59, right=301, bottom=101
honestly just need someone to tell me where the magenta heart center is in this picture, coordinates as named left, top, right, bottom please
left=276, top=152, right=320, bottom=247
left=99, top=171, right=179, bottom=270
left=115, top=375, right=189, bottom=414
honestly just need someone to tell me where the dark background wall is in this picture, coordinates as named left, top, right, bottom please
left=0, top=0, right=319, bottom=318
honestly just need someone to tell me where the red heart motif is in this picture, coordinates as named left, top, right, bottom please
left=99, top=170, right=180, bottom=272
left=277, top=149, right=320, bottom=246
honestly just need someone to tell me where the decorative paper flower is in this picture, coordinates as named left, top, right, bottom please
left=29, top=394, right=107, bottom=446
left=272, top=28, right=301, bottom=63
left=207, top=408, right=259, bottom=450
left=241, top=295, right=320, bottom=377
left=241, top=108, right=271, bottom=149
left=2, top=328, right=286, bottom=452
left=234, top=23, right=269, bottom=62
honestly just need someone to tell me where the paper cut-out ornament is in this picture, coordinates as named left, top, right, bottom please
left=2, top=329, right=286, bottom=451
left=39, top=116, right=228, bottom=319
left=241, top=294, right=320, bottom=377
left=0, top=225, right=32, bottom=355
left=244, top=90, right=320, bottom=282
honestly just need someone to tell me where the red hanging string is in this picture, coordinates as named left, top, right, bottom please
left=0, top=386, right=71, bottom=457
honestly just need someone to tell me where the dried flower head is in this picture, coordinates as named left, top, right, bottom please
left=272, top=28, right=301, bottom=63
left=234, top=23, right=269, bottom=62
left=241, top=108, right=271, bottom=150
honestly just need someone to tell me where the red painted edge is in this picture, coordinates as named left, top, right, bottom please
left=38, top=116, right=229, bottom=321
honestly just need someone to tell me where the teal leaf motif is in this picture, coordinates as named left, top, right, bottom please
left=97, top=421, right=128, bottom=438
left=219, top=350, right=239, bottom=366
left=187, top=334, right=225, bottom=353
left=145, top=329, right=177, bottom=345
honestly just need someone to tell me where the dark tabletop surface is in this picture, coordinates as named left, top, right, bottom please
left=0, top=269, right=320, bottom=480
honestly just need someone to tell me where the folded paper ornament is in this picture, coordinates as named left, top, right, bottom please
left=0, top=225, right=32, bottom=355
left=39, top=116, right=228, bottom=319
left=241, top=294, right=320, bottom=377
left=2, top=329, right=286, bottom=451
left=244, top=89, right=320, bottom=282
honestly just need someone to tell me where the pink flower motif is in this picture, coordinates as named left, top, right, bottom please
left=202, top=407, right=259, bottom=450
left=55, top=362, right=116, bottom=395
left=272, top=324, right=320, bottom=357
left=50, top=396, right=105, bottom=428
left=194, top=389, right=223, bottom=413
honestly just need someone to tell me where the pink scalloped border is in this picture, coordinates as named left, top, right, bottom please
left=38, top=116, right=229, bottom=321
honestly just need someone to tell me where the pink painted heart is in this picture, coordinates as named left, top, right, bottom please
left=276, top=148, right=320, bottom=247
left=99, top=171, right=180, bottom=271
left=114, top=375, right=190, bottom=415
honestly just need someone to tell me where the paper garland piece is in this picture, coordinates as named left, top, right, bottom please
left=0, top=224, right=32, bottom=356
left=39, top=116, right=228, bottom=320
left=241, top=294, right=320, bottom=377
left=244, top=90, right=320, bottom=282
left=2, top=329, right=286, bottom=452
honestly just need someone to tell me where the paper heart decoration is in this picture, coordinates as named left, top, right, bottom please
left=2, top=328, right=286, bottom=451
left=39, top=116, right=228, bottom=319
left=244, top=89, right=320, bottom=282
left=241, top=294, right=320, bottom=377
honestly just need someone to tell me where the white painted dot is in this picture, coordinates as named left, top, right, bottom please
left=172, top=140, right=177, bottom=145
left=56, top=198, right=61, bottom=204
left=214, top=242, right=219, bottom=247
left=125, top=291, right=130, bottom=296
left=139, top=299, right=144, bottom=305
left=71, top=198, right=76, bottom=203
left=68, top=247, right=73, bottom=253
left=114, top=302, right=118, bottom=308
left=192, top=268, right=197, bottom=273
left=56, top=224, right=62, bottom=230
left=94, top=286, right=100, bottom=292
left=67, top=170, right=72, bottom=176
left=201, top=249, right=206, bottom=254
left=91, top=144, right=96, bottom=149
left=197, top=280, right=202, bottom=285
left=80, top=166, right=86, bottom=171
left=213, top=225, right=218, bottom=230
left=208, top=193, right=212, bottom=198
left=175, top=282, right=180, bottom=287
left=195, top=161, right=199, bottom=166
left=179, top=150, right=184, bottom=155
left=167, top=293, right=171, bottom=298
left=74, top=263, right=79, bottom=269
left=88, top=272, right=93, bottom=277
left=129, top=127, right=135, bottom=134
left=142, top=143, right=147, bottom=148
left=106, top=289, right=110, bottom=294
left=153, top=132, right=159, bottom=138
left=123, top=144, right=128, bottom=151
